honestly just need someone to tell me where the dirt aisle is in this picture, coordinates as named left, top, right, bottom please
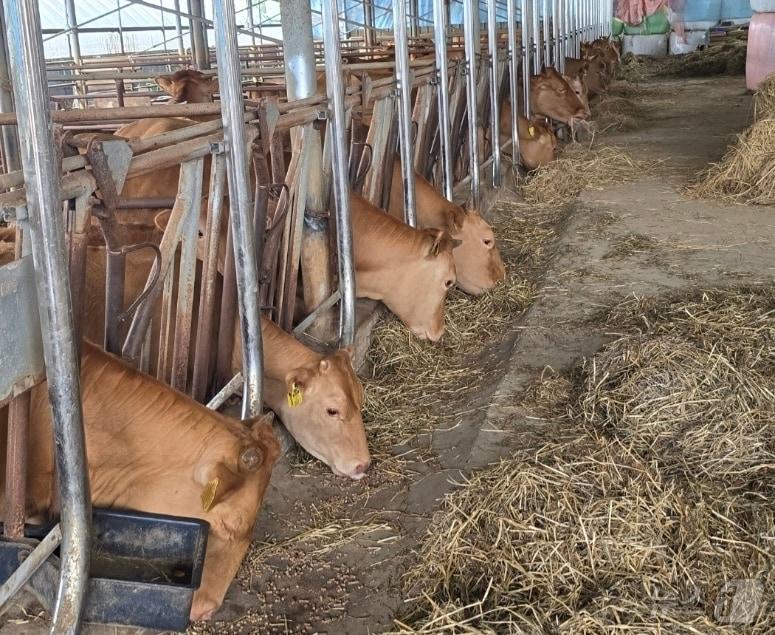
left=3, top=74, right=770, bottom=635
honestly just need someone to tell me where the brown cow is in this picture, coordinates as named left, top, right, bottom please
left=154, top=69, right=219, bottom=105
left=351, top=193, right=458, bottom=341
left=563, top=70, right=592, bottom=119
left=82, top=240, right=370, bottom=481
left=530, top=67, right=590, bottom=125
left=499, top=99, right=559, bottom=170
left=388, top=159, right=505, bottom=295
left=0, top=341, right=280, bottom=621
left=566, top=55, right=608, bottom=95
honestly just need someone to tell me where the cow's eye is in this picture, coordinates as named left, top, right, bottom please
left=483, top=238, right=493, bottom=247
left=326, top=408, right=339, bottom=417
left=445, top=279, right=454, bottom=289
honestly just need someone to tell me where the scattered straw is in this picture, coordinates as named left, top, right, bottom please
left=688, top=117, right=775, bottom=205
left=579, top=335, right=775, bottom=487
left=397, top=436, right=774, bottom=633
left=754, top=74, right=775, bottom=122
left=615, top=52, right=646, bottom=83
left=521, top=145, right=657, bottom=206
left=591, top=94, right=642, bottom=132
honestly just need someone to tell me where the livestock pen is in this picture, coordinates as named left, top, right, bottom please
left=0, top=0, right=772, bottom=634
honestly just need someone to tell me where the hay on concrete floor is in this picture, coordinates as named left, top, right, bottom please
left=397, top=436, right=774, bottom=634
left=521, top=145, right=656, bottom=206
left=754, top=73, right=775, bottom=122
left=688, top=118, right=775, bottom=205
left=615, top=52, right=646, bottom=83
left=590, top=94, right=642, bottom=132
left=579, top=334, right=775, bottom=488
left=655, top=40, right=747, bottom=77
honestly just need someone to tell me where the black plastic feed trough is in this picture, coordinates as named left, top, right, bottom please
left=0, top=508, right=208, bottom=631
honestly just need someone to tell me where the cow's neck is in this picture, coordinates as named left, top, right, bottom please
left=230, top=315, right=322, bottom=381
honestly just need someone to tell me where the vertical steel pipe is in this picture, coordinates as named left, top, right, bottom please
left=392, top=0, right=417, bottom=226
left=0, top=3, right=19, bottom=173
left=64, top=0, right=81, bottom=64
left=531, top=0, right=540, bottom=72
left=3, top=0, right=90, bottom=631
left=433, top=0, right=453, bottom=200
left=507, top=0, right=521, bottom=166
left=4, top=393, right=30, bottom=539
left=190, top=0, right=210, bottom=69
left=487, top=0, right=501, bottom=187
left=281, top=0, right=334, bottom=339
left=553, top=0, right=561, bottom=69
left=542, top=0, right=551, bottom=66
left=521, top=0, right=531, bottom=117
left=462, top=0, right=480, bottom=207
left=321, top=0, right=356, bottom=346
left=213, top=0, right=263, bottom=418
left=363, top=0, right=375, bottom=47
left=173, top=0, right=186, bottom=56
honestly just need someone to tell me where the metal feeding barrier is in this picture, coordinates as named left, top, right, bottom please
left=0, top=0, right=613, bottom=630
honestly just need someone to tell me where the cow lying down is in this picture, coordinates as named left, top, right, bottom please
left=0, top=341, right=280, bottom=621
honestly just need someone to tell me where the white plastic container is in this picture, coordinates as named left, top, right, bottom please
left=669, top=30, right=710, bottom=54
left=751, top=0, right=775, bottom=12
left=623, top=33, right=669, bottom=57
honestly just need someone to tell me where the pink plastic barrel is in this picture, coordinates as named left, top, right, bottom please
left=747, top=12, right=775, bottom=90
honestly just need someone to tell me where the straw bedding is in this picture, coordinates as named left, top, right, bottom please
left=521, top=145, right=657, bottom=206
left=397, top=287, right=775, bottom=633
left=754, top=74, right=775, bottom=122
left=687, top=118, right=775, bottom=205
left=655, top=41, right=747, bottom=78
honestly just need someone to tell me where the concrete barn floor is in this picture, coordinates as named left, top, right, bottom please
left=3, top=73, right=773, bottom=634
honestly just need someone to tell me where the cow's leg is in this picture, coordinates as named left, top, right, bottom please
left=190, top=536, right=251, bottom=621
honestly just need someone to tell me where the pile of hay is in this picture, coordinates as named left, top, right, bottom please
left=656, top=40, right=747, bottom=77
left=521, top=145, right=656, bottom=206
left=579, top=335, right=775, bottom=487
left=398, top=437, right=774, bottom=633
left=687, top=118, right=775, bottom=205
left=754, top=74, right=775, bottom=121
left=615, top=52, right=646, bottom=83
left=397, top=287, right=775, bottom=634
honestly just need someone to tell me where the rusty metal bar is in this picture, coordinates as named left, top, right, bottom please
left=3, top=392, right=30, bottom=540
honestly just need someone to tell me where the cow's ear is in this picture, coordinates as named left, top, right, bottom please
left=447, top=206, right=467, bottom=233
left=285, top=367, right=312, bottom=398
left=155, top=75, right=174, bottom=94
left=196, top=462, right=243, bottom=512
left=423, top=228, right=446, bottom=258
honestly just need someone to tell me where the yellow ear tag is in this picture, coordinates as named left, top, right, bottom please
left=528, top=125, right=536, bottom=138
left=201, top=477, right=219, bottom=512
left=287, top=383, right=303, bottom=407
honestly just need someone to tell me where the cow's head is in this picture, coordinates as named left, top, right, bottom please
left=563, top=69, right=591, bottom=118
left=530, top=67, right=589, bottom=125
left=189, top=415, right=280, bottom=621
left=155, top=69, right=219, bottom=104
left=518, top=116, right=558, bottom=170
left=383, top=228, right=458, bottom=341
left=279, top=348, right=370, bottom=480
left=442, top=207, right=506, bottom=295
left=581, top=55, right=608, bottom=95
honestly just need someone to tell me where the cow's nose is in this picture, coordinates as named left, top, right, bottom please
left=351, top=460, right=371, bottom=478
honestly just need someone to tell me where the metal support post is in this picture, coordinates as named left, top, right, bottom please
left=462, top=0, right=480, bottom=207
left=531, top=0, right=541, bottom=73
left=212, top=0, right=263, bottom=418
left=190, top=0, right=210, bottom=69
left=521, top=0, right=531, bottom=117
left=507, top=0, right=521, bottom=167
left=0, top=3, right=19, bottom=173
left=246, top=0, right=257, bottom=48
left=392, top=0, right=417, bottom=226
left=64, top=0, right=81, bottom=64
left=542, top=0, right=550, bottom=66
left=487, top=0, right=501, bottom=187
left=363, top=0, right=375, bottom=47
left=321, top=0, right=356, bottom=346
left=173, top=0, right=186, bottom=56
left=553, top=0, right=561, bottom=69
left=433, top=0, right=453, bottom=200
left=281, top=0, right=334, bottom=339
left=3, top=0, right=90, bottom=631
